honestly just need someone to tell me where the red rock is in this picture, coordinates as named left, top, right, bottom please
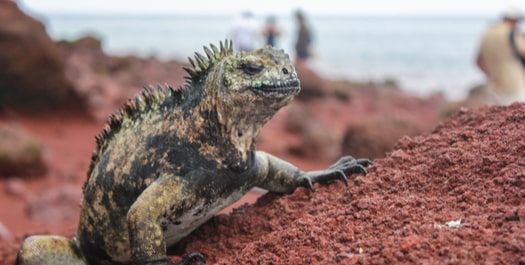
left=294, top=62, right=326, bottom=100
left=0, top=122, right=47, bottom=177
left=0, top=222, right=11, bottom=241
left=25, top=186, right=82, bottom=224
left=0, top=1, right=86, bottom=113
left=4, top=178, right=28, bottom=198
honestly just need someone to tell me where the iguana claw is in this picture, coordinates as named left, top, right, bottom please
left=178, top=252, right=206, bottom=265
left=299, top=156, right=372, bottom=189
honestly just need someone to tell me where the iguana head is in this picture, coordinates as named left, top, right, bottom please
left=213, top=45, right=301, bottom=110
left=184, top=41, right=300, bottom=114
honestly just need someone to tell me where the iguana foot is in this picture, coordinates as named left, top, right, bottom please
left=178, top=252, right=206, bottom=265
left=299, top=156, right=372, bottom=190
left=15, top=235, right=87, bottom=265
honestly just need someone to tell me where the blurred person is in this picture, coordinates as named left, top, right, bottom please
left=230, top=11, right=259, bottom=52
left=476, top=7, right=525, bottom=105
left=294, top=9, right=313, bottom=64
left=262, top=15, right=282, bottom=47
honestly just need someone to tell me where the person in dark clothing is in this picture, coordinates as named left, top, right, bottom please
left=262, top=15, right=282, bottom=47
left=294, top=10, right=312, bottom=62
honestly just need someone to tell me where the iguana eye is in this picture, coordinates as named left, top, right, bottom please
left=241, top=62, right=264, bottom=75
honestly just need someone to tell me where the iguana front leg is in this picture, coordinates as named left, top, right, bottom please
left=255, top=151, right=372, bottom=193
left=127, top=174, right=205, bottom=265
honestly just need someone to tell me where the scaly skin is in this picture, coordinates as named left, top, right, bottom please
left=15, top=40, right=371, bottom=265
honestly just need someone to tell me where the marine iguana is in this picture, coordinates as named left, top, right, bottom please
left=15, top=40, right=371, bottom=265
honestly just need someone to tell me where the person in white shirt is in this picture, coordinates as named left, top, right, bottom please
left=230, top=11, right=260, bottom=52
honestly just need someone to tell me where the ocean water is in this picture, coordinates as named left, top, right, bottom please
left=34, top=13, right=499, bottom=100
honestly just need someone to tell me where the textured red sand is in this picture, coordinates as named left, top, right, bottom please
left=175, top=103, right=525, bottom=264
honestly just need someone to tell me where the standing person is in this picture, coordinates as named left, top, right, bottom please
left=262, top=15, right=282, bottom=47
left=294, top=9, right=313, bottom=64
left=230, top=11, right=259, bottom=52
left=476, top=7, right=525, bottom=105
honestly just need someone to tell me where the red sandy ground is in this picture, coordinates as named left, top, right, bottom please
left=1, top=103, right=524, bottom=264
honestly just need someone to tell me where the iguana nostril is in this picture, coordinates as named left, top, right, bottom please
left=282, top=68, right=289, bottom=74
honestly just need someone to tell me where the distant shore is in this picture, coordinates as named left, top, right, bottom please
left=31, top=13, right=489, bottom=101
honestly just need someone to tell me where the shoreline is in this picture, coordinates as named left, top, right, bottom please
left=33, top=12, right=488, bottom=102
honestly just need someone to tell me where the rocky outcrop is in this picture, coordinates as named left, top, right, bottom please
left=284, top=105, right=340, bottom=161
left=273, top=79, right=450, bottom=162
left=26, top=186, right=82, bottom=223
left=341, top=116, right=426, bottom=159
left=58, top=36, right=187, bottom=120
left=0, top=1, right=86, bottom=113
left=0, top=122, right=47, bottom=177
left=293, top=62, right=326, bottom=100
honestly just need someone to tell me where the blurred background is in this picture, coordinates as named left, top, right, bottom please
left=17, top=0, right=525, bottom=100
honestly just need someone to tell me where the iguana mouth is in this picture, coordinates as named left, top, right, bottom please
left=250, top=79, right=301, bottom=97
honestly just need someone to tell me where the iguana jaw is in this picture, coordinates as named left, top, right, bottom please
left=249, top=79, right=301, bottom=98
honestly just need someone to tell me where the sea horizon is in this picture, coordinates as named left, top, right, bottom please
left=28, top=12, right=502, bottom=100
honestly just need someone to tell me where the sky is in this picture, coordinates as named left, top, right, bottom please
left=18, top=0, right=525, bottom=16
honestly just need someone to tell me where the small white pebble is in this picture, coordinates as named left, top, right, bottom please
left=444, top=218, right=462, bottom=228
